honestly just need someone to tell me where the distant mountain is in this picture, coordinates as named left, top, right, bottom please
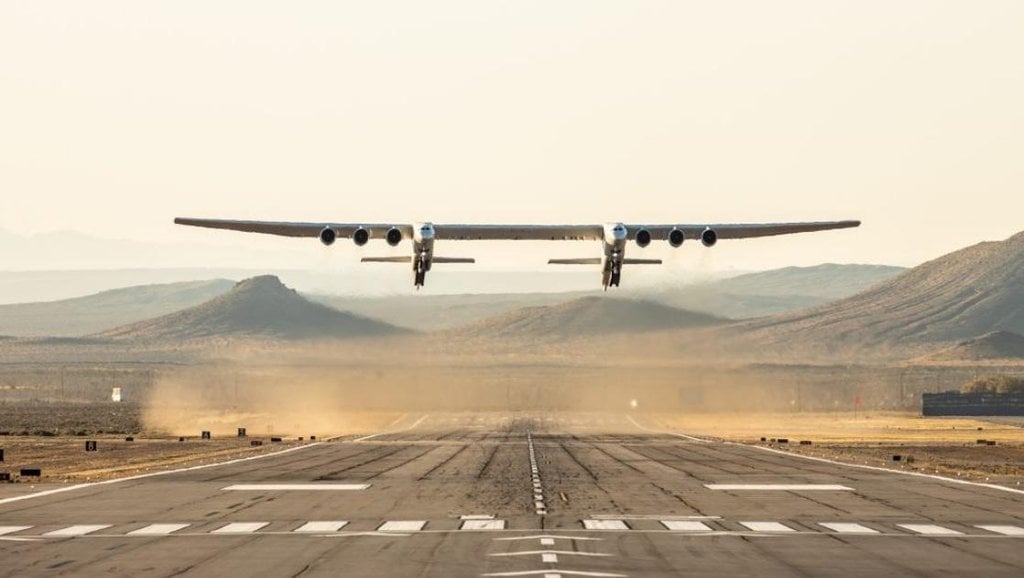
left=735, top=232, right=1024, bottom=355
left=647, top=263, right=905, bottom=319
left=0, top=280, right=235, bottom=337
left=98, top=276, right=403, bottom=341
left=924, top=331, right=1024, bottom=362
left=448, top=296, right=727, bottom=340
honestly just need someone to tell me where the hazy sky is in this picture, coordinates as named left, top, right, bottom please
left=2, top=1, right=1022, bottom=273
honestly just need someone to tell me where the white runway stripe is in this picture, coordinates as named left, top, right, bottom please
left=897, top=524, right=962, bottom=536
left=661, top=520, right=713, bottom=532
left=44, top=525, right=111, bottom=537
left=212, top=522, right=269, bottom=534
left=740, top=521, right=795, bottom=533
left=976, top=525, right=1024, bottom=536
left=819, top=522, right=878, bottom=534
left=0, top=526, right=32, bottom=536
left=461, top=519, right=506, bottom=530
left=128, top=523, right=190, bottom=536
left=293, top=521, right=349, bottom=533
left=706, top=484, right=853, bottom=491
left=582, top=520, right=629, bottom=530
left=378, top=520, right=426, bottom=532
left=223, top=484, right=369, bottom=491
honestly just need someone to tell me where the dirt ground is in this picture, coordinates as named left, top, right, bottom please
left=652, top=412, right=1024, bottom=485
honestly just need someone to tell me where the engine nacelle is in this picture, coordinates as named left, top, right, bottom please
left=386, top=227, right=403, bottom=247
left=701, top=227, right=718, bottom=247
left=635, top=228, right=652, bottom=248
left=353, top=227, right=369, bottom=246
left=319, top=227, right=337, bottom=246
left=668, top=228, right=685, bottom=248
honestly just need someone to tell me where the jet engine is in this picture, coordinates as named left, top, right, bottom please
left=701, top=227, right=718, bottom=247
left=635, top=228, right=652, bottom=248
left=319, top=227, right=337, bottom=246
left=386, top=227, right=403, bottom=246
left=668, top=228, right=685, bottom=248
left=353, top=227, right=369, bottom=246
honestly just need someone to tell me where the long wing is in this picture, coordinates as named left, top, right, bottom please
left=174, top=218, right=408, bottom=239
left=639, top=220, right=860, bottom=241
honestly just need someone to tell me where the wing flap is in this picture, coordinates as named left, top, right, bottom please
left=361, top=256, right=412, bottom=263
left=431, top=257, right=476, bottom=264
left=548, top=258, right=602, bottom=265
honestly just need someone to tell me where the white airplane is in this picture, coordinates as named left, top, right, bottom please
left=174, top=218, right=860, bottom=289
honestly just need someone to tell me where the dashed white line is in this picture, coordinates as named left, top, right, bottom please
left=897, top=524, right=962, bottom=536
left=222, top=483, right=369, bottom=491
left=44, top=525, right=112, bottom=537
left=127, top=523, right=191, bottom=536
left=0, top=526, right=32, bottom=536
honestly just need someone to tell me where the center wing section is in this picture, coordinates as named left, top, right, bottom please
left=433, top=224, right=604, bottom=241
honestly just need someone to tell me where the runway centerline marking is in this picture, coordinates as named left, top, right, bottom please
left=705, top=484, right=853, bottom=491
left=222, top=483, right=370, bottom=491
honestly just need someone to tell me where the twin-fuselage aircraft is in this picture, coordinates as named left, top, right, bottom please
left=174, top=218, right=860, bottom=289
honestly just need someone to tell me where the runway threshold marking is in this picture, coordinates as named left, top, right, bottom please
left=43, top=525, right=112, bottom=537
left=294, top=521, right=349, bottom=533
left=222, top=484, right=370, bottom=491
left=0, top=526, right=32, bottom=536
left=582, top=520, right=630, bottom=530
left=127, top=523, right=191, bottom=536
left=976, top=525, right=1024, bottom=536
left=897, top=524, right=963, bottom=536
left=661, top=521, right=713, bottom=532
left=739, top=522, right=796, bottom=533
left=378, top=521, right=427, bottom=532
left=705, top=484, right=853, bottom=491
left=462, top=519, right=506, bottom=530
left=494, top=535, right=602, bottom=542
left=481, top=570, right=627, bottom=577
left=212, top=522, right=269, bottom=534
left=819, top=522, right=878, bottom=534
left=491, top=551, right=611, bottom=558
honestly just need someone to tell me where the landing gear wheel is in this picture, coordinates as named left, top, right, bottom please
left=414, top=268, right=426, bottom=287
left=610, top=272, right=621, bottom=287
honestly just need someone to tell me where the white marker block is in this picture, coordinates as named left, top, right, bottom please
left=461, top=519, right=505, bottom=530
left=43, top=525, right=112, bottom=537
left=541, top=537, right=555, bottom=546
left=740, top=522, right=796, bottom=533
left=662, top=520, right=713, bottom=532
left=542, top=553, right=558, bottom=563
left=212, top=522, right=269, bottom=534
left=976, top=525, right=1024, bottom=536
left=293, top=521, right=349, bottom=533
left=378, top=520, right=426, bottom=532
left=582, top=519, right=629, bottom=530
left=897, top=524, right=962, bottom=536
left=128, top=523, right=191, bottom=536
left=819, top=523, right=878, bottom=534
left=0, top=526, right=32, bottom=536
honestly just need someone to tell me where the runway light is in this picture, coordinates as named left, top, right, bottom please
left=629, top=399, right=638, bottom=409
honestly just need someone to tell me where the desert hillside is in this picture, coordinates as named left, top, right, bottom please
left=98, top=275, right=403, bottom=341
left=734, top=231, right=1024, bottom=355
left=0, top=279, right=234, bottom=337
left=923, top=331, right=1024, bottom=362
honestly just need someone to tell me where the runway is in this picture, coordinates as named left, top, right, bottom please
left=2, top=413, right=1023, bottom=577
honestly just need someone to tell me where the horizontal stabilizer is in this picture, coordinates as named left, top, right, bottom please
left=432, top=257, right=476, bottom=264
left=361, top=256, right=412, bottom=263
left=622, top=258, right=663, bottom=265
left=548, top=258, right=602, bottom=265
